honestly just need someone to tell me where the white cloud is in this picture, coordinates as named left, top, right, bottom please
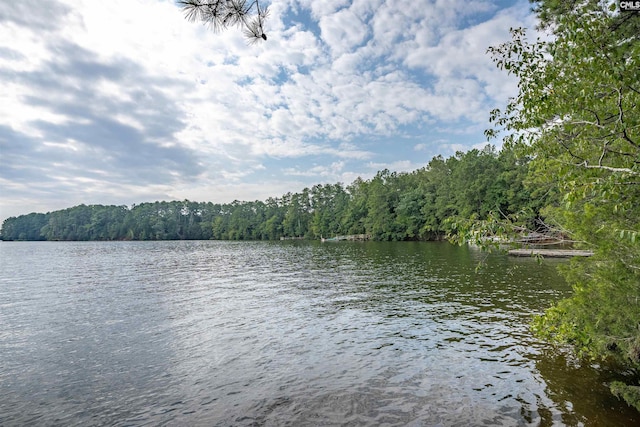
left=284, top=161, right=346, bottom=177
left=296, top=0, right=352, bottom=19
left=366, top=160, right=422, bottom=173
left=0, top=0, right=537, bottom=221
left=319, top=7, right=369, bottom=56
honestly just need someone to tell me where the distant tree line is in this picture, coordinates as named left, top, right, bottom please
left=0, top=146, right=552, bottom=242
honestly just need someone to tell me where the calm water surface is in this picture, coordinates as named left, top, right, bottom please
left=1, top=241, right=638, bottom=426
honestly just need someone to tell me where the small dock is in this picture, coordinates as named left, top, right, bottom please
left=508, top=249, right=593, bottom=258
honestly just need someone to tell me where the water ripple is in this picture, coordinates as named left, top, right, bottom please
left=1, top=241, right=638, bottom=426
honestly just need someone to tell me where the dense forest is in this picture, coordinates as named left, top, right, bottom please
left=0, top=146, right=551, bottom=242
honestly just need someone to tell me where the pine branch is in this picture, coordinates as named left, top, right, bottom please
left=178, top=0, right=268, bottom=43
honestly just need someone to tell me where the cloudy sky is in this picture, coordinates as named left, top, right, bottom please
left=0, top=0, right=537, bottom=222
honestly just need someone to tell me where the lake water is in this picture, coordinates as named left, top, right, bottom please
left=1, top=241, right=638, bottom=426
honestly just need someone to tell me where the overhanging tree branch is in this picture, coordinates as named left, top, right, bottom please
left=178, top=0, right=269, bottom=43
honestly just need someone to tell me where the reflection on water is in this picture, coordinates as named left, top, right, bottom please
left=0, top=241, right=638, bottom=426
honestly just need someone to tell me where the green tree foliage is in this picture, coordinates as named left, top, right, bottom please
left=1, top=146, right=541, bottom=243
left=0, top=201, right=215, bottom=241
left=342, top=178, right=369, bottom=235
left=310, top=183, right=350, bottom=239
left=486, top=0, right=639, bottom=409
left=0, top=212, right=47, bottom=241
left=364, top=170, right=404, bottom=241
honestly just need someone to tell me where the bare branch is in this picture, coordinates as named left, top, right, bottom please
left=578, top=162, right=640, bottom=176
left=599, top=141, right=608, bottom=166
